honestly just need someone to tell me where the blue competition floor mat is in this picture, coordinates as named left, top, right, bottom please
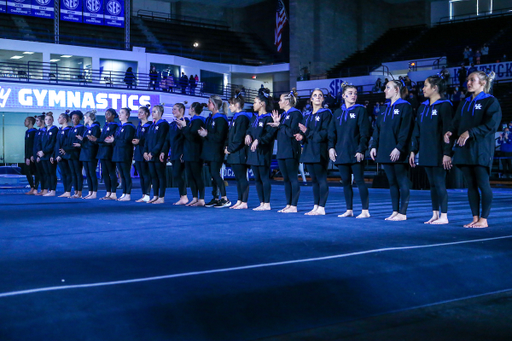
left=1, top=185, right=512, bottom=340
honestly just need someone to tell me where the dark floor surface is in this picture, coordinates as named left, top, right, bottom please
left=1, top=184, right=512, bottom=340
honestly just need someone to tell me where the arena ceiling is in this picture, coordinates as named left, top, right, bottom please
left=155, top=0, right=437, bottom=8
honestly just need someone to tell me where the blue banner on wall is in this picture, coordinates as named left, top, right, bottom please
left=0, top=0, right=6, bottom=13
left=104, top=0, right=123, bottom=27
left=31, top=0, right=54, bottom=18
left=60, top=0, right=82, bottom=22
left=7, top=0, right=31, bottom=15
left=83, top=0, right=103, bottom=25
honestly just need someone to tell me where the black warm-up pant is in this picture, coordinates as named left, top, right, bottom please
left=83, top=160, right=98, bottom=192
left=42, top=159, right=57, bottom=191
left=232, top=164, right=249, bottom=202
left=382, top=163, right=410, bottom=215
left=278, top=158, right=300, bottom=206
left=117, top=161, right=132, bottom=194
left=186, top=161, right=205, bottom=199
left=100, top=159, right=117, bottom=193
left=135, top=160, right=150, bottom=196
left=458, top=165, right=493, bottom=219
left=23, top=161, right=39, bottom=189
left=306, top=162, right=329, bottom=207
left=337, top=163, right=369, bottom=210
left=171, top=160, right=187, bottom=197
left=252, top=165, right=271, bottom=204
left=207, top=161, right=226, bottom=197
left=36, top=160, right=46, bottom=190
left=148, top=161, right=167, bottom=197
left=424, top=166, right=448, bottom=214
left=58, top=159, right=72, bottom=193
left=69, top=159, right=83, bottom=192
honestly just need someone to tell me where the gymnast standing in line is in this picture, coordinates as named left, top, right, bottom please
left=89, top=108, right=119, bottom=200
left=33, top=114, right=47, bottom=196
left=107, top=108, right=136, bottom=201
left=268, top=90, right=303, bottom=213
left=53, top=112, right=73, bottom=198
left=23, top=116, right=39, bottom=195
left=199, top=95, right=231, bottom=208
left=245, top=88, right=276, bottom=211
left=75, top=110, right=101, bottom=199
left=295, top=89, right=332, bottom=216
left=132, top=105, right=152, bottom=203
left=328, top=83, right=371, bottom=218
left=144, top=105, right=169, bottom=204
left=370, top=80, right=414, bottom=221
left=65, top=111, right=86, bottom=199
left=410, top=74, right=454, bottom=225
left=225, top=90, right=252, bottom=209
left=37, top=112, right=59, bottom=197
left=444, top=71, right=501, bottom=228
left=177, top=102, right=206, bottom=207
left=163, top=103, right=189, bottom=205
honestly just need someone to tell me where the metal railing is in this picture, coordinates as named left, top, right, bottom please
left=438, top=7, right=512, bottom=24
left=136, top=10, right=230, bottom=30
left=0, top=61, right=260, bottom=102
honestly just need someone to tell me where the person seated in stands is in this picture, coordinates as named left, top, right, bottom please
left=468, top=63, right=477, bottom=74
left=373, top=78, right=382, bottom=93
left=481, top=44, right=489, bottom=63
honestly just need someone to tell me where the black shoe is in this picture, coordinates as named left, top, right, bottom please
left=214, top=198, right=231, bottom=208
left=205, top=198, right=219, bottom=207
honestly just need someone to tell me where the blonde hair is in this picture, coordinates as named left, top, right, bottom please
left=153, top=104, right=164, bottom=115
left=470, top=71, right=496, bottom=93
left=282, top=89, right=298, bottom=107
left=85, top=109, right=97, bottom=121
left=209, top=95, right=228, bottom=114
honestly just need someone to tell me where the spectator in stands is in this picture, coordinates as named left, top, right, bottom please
left=189, top=75, right=196, bottom=95
left=407, top=91, right=419, bottom=114
left=481, top=44, right=489, bottom=63
left=441, top=67, right=450, bottom=85
left=468, top=63, right=477, bottom=74
left=463, top=47, right=470, bottom=65
left=502, top=54, right=508, bottom=62
left=498, top=127, right=512, bottom=178
left=404, top=76, right=412, bottom=91
left=468, top=48, right=474, bottom=64
left=457, top=64, right=467, bottom=87
left=373, top=78, right=382, bottom=93
left=149, top=66, right=158, bottom=90
left=194, top=74, right=199, bottom=82
left=180, top=72, right=188, bottom=94
left=452, top=86, right=462, bottom=108
left=240, top=86, right=246, bottom=98
left=475, top=50, right=481, bottom=65
left=124, top=67, right=135, bottom=89
left=382, top=78, right=389, bottom=92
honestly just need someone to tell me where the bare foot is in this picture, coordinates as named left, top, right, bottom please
left=152, top=197, right=165, bottom=204
left=43, top=191, right=56, bottom=197
left=230, top=201, right=241, bottom=209
left=278, top=205, right=291, bottom=213
left=109, top=194, right=117, bottom=200
left=431, top=217, right=449, bottom=225
left=253, top=203, right=265, bottom=211
left=233, top=202, right=248, bottom=209
left=147, top=196, right=159, bottom=204
left=173, top=196, right=189, bottom=205
left=85, top=193, right=97, bottom=200
left=59, top=192, right=71, bottom=198
left=25, top=188, right=36, bottom=195
left=466, top=218, right=487, bottom=228
left=118, top=194, right=131, bottom=202
left=191, top=199, right=205, bottom=207
left=338, top=210, right=354, bottom=218
left=283, top=206, right=297, bottom=213
left=36, top=190, right=48, bottom=196
left=186, top=198, right=198, bottom=206
left=390, top=213, right=407, bottom=221
left=356, top=211, right=371, bottom=219
left=385, top=212, right=399, bottom=221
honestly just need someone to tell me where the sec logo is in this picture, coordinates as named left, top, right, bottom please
left=86, top=0, right=101, bottom=12
left=106, top=0, right=122, bottom=15
left=63, top=0, right=79, bottom=10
